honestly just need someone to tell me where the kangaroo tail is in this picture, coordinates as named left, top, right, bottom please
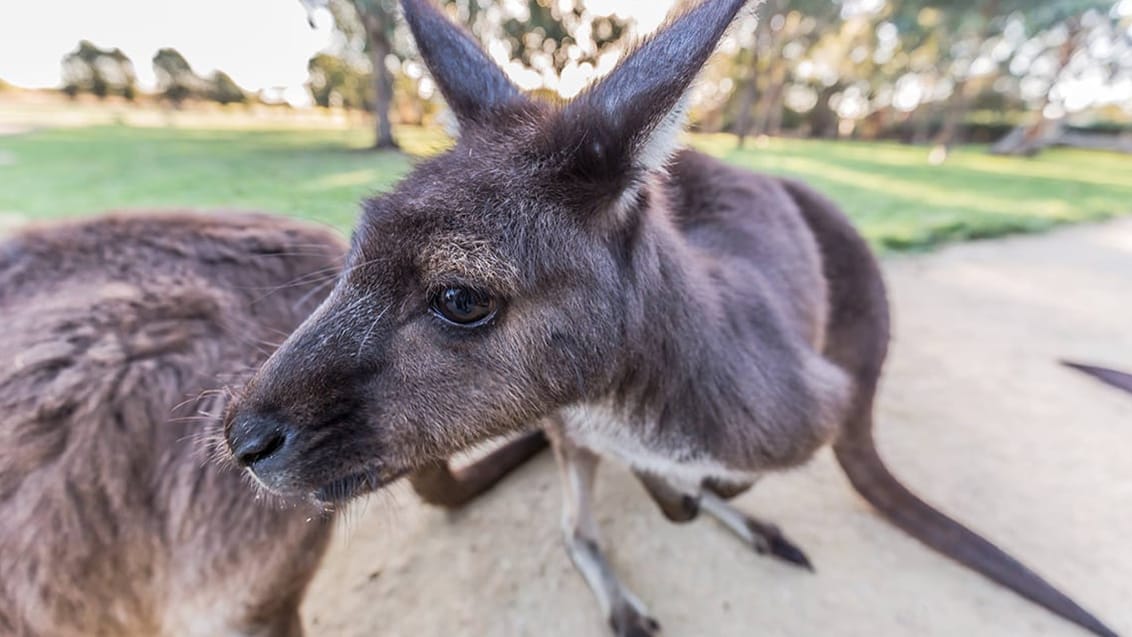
left=834, top=424, right=1117, bottom=637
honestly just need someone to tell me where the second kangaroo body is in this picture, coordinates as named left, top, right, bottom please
left=225, top=1, right=1118, bottom=635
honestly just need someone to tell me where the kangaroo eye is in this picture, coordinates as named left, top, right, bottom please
left=431, top=286, right=497, bottom=327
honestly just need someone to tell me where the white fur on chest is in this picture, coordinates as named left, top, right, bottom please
left=558, top=403, right=756, bottom=489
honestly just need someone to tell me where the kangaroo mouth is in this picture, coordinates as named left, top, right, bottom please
left=311, top=466, right=408, bottom=505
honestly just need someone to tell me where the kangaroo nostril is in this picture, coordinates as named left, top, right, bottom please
left=230, top=415, right=289, bottom=467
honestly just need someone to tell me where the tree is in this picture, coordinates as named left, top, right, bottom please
left=297, top=0, right=1129, bottom=152
left=990, top=1, right=1120, bottom=155
left=307, top=52, right=370, bottom=109
left=302, top=0, right=399, bottom=148
left=494, top=0, right=629, bottom=86
left=889, top=0, right=1119, bottom=155
left=731, top=0, right=842, bottom=145
left=152, top=47, right=202, bottom=106
left=207, top=71, right=248, bottom=105
left=353, top=0, right=399, bottom=148
left=891, top=0, right=999, bottom=149
left=300, top=0, right=632, bottom=148
left=445, top=0, right=631, bottom=98
left=61, top=40, right=138, bottom=100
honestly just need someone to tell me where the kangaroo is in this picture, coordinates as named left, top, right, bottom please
left=0, top=210, right=542, bottom=636
left=223, top=1, right=1118, bottom=635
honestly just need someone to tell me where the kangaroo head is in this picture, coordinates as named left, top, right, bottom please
left=225, top=0, right=753, bottom=503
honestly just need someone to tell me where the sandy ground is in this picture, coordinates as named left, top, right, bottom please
left=303, top=219, right=1132, bottom=637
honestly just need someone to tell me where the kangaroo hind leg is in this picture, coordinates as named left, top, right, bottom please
left=699, top=485, right=813, bottom=571
left=634, top=470, right=812, bottom=570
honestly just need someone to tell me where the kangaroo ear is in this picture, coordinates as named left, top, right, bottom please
left=561, top=0, right=752, bottom=175
left=401, top=0, right=524, bottom=128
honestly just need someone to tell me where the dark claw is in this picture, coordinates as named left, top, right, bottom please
left=609, top=604, right=661, bottom=637
left=767, top=534, right=814, bottom=572
left=747, top=520, right=815, bottom=571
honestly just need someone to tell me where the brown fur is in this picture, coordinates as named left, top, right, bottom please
left=225, top=1, right=1116, bottom=635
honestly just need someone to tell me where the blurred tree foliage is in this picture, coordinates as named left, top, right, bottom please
left=307, top=52, right=371, bottom=109
left=298, top=0, right=633, bottom=148
left=239, top=0, right=1132, bottom=157
left=702, top=0, right=1129, bottom=156
left=479, top=0, right=629, bottom=86
left=150, top=48, right=250, bottom=108
left=207, top=71, right=249, bottom=105
left=58, top=42, right=249, bottom=107
left=152, top=47, right=203, bottom=106
left=61, top=40, right=138, bottom=100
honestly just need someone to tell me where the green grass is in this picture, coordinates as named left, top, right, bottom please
left=692, top=134, right=1132, bottom=250
left=0, top=126, right=448, bottom=231
left=2, top=124, right=1130, bottom=251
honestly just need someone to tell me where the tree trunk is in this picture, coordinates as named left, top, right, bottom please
left=989, top=118, right=1064, bottom=156
left=733, top=49, right=759, bottom=149
left=933, top=75, right=970, bottom=149
left=368, top=35, right=397, bottom=149
left=934, top=1, right=999, bottom=153
left=753, top=61, right=787, bottom=137
left=359, top=6, right=398, bottom=151
left=734, top=4, right=781, bottom=149
left=767, top=85, right=785, bottom=136
left=811, top=83, right=841, bottom=139
left=911, top=100, right=935, bottom=144
left=990, top=17, right=1080, bottom=157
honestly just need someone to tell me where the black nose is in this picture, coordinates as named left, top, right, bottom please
left=228, top=413, right=289, bottom=468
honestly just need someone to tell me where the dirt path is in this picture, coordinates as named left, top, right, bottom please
left=303, top=219, right=1132, bottom=637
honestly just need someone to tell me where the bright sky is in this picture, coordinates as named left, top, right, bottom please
left=0, top=0, right=335, bottom=104
left=0, top=0, right=675, bottom=105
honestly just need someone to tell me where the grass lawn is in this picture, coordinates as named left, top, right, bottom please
left=2, top=124, right=1130, bottom=251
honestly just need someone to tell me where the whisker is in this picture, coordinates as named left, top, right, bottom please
left=356, top=304, right=390, bottom=357
left=248, top=267, right=342, bottom=305
left=290, top=276, right=339, bottom=313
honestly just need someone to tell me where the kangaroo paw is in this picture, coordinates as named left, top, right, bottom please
left=747, top=519, right=814, bottom=571
left=609, top=597, right=661, bottom=637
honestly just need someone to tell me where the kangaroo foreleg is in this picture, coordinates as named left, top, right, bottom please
left=633, top=470, right=700, bottom=523
left=409, top=430, right=547, bottom=508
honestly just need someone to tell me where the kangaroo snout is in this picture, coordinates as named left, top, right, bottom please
left=227, top=411, right=294, bottom=477
left=225, top=400, right=390, bottom=503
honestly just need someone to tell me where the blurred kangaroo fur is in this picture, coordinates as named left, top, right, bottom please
left=0, top=211, right=544, bottom=636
